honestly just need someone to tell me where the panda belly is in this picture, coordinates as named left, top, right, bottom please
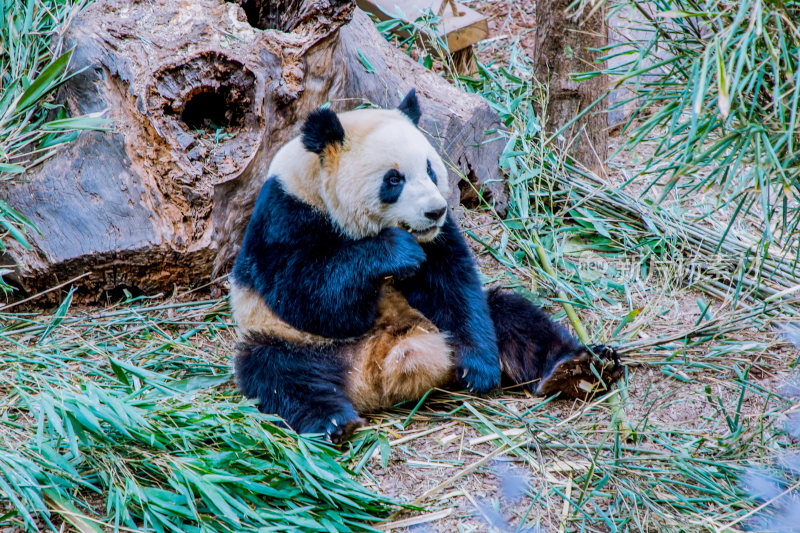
left=230, top=281, right=452, bottom=412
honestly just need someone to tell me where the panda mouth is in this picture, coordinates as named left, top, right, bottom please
left=399, top=222, right=439, bottom=240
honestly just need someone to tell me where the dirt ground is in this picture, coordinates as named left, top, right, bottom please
left=463, top=0, right=537, bottom=66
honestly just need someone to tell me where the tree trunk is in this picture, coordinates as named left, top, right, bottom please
left=2, top=0, right=506, bottom=298
left=534, top=0, right=608, bottom=176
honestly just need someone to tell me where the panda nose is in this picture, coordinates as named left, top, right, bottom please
left=424, top=206, right=446, bottom=222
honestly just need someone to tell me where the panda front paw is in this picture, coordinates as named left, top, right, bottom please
left=456, top=351, right=501, bottom=395
left=379, top=227, right=426, bottom=279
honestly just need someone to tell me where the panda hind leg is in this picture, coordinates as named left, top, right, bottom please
left=486, top=288, right=623, bottom=398
left=346, top=288, right=453, bottom=412
left=234, top=334, right=365, bottom=443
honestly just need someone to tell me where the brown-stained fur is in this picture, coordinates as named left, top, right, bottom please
left=229, top=281, right=340, bottom=346
left=343, top=286, right=452, bottom=412
left=231, top=281, right=451, bottom=412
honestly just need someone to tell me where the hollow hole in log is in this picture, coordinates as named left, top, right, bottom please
left=181, top=87, right=245, bottom=131
left=231, top=0, right=305, bottom=31
left=103, top=285, right=145, bottom=303
left=458, top=167, right=483, bottom=209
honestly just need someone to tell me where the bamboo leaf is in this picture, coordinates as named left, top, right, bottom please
left=0, top=163, right=25, bottom=174
left=41, top=113, right=111, bottom=131
left=14, top=50, right=72, bottom=113
left=356, top=49, right=375, bottom=74
left=716, top=44, right=731, bottom=119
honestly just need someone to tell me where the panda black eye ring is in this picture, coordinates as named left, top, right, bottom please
left=426, top=159, right=437, bottom=184
left=384, top=169, right=405, bottom=187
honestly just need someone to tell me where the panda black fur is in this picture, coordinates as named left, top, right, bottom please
left=231, top=89, right=622, bottom=442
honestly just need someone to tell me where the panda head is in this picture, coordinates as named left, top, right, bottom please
left=273, top=89, right=449, bottom=242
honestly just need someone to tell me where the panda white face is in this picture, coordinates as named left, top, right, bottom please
left=270, top=90, right=451, bottom=242
left=349, top=117, right=449, bottom=242
left=378, top=157, right=447, bottom=242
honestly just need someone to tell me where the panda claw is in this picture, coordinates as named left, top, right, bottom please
left=457, top=360, right=501, bottom=396
left=589, top=344, right=621, bottom=364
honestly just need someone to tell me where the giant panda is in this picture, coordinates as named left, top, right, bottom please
left=230, top=89, right=622, bottom=442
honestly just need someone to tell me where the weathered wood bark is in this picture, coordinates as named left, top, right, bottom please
left=2, top=0, right=505, bottom=297
left=534, top=0, right=608, bottom=176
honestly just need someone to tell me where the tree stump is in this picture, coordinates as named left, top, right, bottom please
left=1, top=0, right=506, bottom=297
left=534, top=0, right=608, bottom=176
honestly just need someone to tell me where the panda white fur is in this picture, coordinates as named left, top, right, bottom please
left=230, top=90, right=622, bottom=442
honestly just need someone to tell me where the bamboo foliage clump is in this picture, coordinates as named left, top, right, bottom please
left=598, top=0, right=800, bottom=254
left=0, top=1, right=109, bottom=294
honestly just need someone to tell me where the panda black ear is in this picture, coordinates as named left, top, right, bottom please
left=301, top=108, right=345, bottom=155
left=397, top=88, right=421, bottom=126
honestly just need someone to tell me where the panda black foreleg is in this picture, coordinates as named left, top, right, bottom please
left=397, top=215, right=501, bottom=394
left=486, top=288, right=623, bottom=397
left=234, top=334, right=364, bottom=443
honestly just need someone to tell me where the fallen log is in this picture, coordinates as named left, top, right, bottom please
left=2, top=0, right=505, bottom=297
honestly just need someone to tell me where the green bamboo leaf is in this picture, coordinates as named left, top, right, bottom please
left=39, top=288, right=74, bottom=344
left=0, top=217, right=31, bottom=249
left=693, top=47, right=712, bottom=116
left=716, top=44, right=730, bottom=119
left=657, top=9, right=708, bottom=18
left=0, top=163, right=25, bottom=174
left=356, top=49, right=375, bottom=74
left=41, top=113, right=111, bottom=131
left=14, top=49, right=72, bottom=113
left=169, top=373, right=231, bottom=393
left=0, top=462, right=38, bottom=530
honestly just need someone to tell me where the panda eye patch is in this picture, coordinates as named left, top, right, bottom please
left=384, top=169, right=405, bottom=187
left=380, top=169, right=406, bottom=204
left=426, top=159, right=437, bottom=184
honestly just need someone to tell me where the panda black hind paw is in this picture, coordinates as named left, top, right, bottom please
left=325, top=414, right=366, bottom=445
left=589, top=344, right=621, bottom=364
left=296, top=403, right=365, bottom=444
left=536, top=344, right=623, bottom=399
left=300, top=406, right=365, bottom=445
